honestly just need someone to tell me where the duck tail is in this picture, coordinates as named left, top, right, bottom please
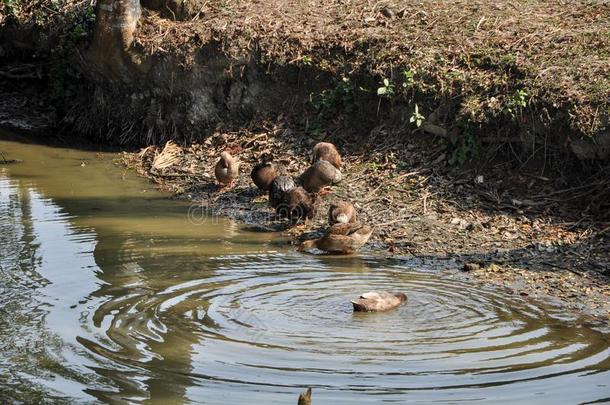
left=351, top=299, right=367, bottom=312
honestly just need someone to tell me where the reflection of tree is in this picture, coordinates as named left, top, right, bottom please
left=87, top=208, right=199, bottom=404
left=1, top=168, right=202, bottom=402
left=0, top=178, right=66, bottom=401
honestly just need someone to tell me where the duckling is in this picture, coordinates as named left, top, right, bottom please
left=328, top=201, right=356, bottom=225
left=311, top=141, right=342, bottom=169
left=299, top=159, right=342, bottom=194
left=214, top=151, right=239, bottom=187
left=251, top=160, right=285, bottom=191
left=269, top=175, right=296, bottom=208
left=351, top=291, right=407, bottom=312
left=299, top=222, right=373, bottom=254
left=276, top=187, right=317, bottom=223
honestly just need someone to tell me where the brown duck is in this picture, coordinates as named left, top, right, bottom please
left=214, top=151, right=239, bottom=187
left=299, top=222, right=373, bottom=254
left=299, top=160, right=342, bottom=194
left=351, top=291, right=407, bottom=312
left=251, top=160, right=285, bottom=191
left=328, top=201, right=356, bottom=225
left=311, top=141, right=342, bottom=169
left=298, top=387, right=312, bottom=405
left=269, top=175, right=296, bottom=208
left=276, top=187, right=317, bottom=223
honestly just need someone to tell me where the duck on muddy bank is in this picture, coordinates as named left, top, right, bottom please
left=220, top=141, right=370, bottom=252
left=124, top=128, right=610, bottom=319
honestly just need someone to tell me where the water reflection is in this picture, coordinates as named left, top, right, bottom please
left=0, top=137, right=609, bottom=404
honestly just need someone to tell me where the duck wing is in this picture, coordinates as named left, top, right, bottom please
left=352, top=292, right=384, bottom=311
left=326, top=222, right=361, bottom=236
left=269, top=176, right=296, bottom=207
left=219, top=155, right=230, bottom=168
left=353, top=291, right=401, bottom=311
left=360, top=291, right=383, bottom=300
left=349, top=225, right=373, bottom=247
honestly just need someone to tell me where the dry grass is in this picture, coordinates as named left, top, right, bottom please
left=134, top=0, right=610, bottom=137
left=151, top=141, right=183, bottom=170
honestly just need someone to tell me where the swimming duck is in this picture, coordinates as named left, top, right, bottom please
left=299, top=222, right=373, bottom=254
left=214, top=151, right=239, bottom=187
left=328, top=201, right=356, bottom=225
left=269, top=175, right=296, bottom=208
left=351, top=291, right=407, bottom=312
left=276, top=187, right=317, bottom=223
left=311, top=142, right=342, bottom=169
left=299, top=159, right=342, bottom=194
left=298, top=387, right=312, bottom=405
left=251, top=160, right=285, bottom=191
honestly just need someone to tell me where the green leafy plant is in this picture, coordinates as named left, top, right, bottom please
left=301, top=55, right=313, bottom=66
left=410, top=104, right=425, bottom=127
left=402, top=68, right=416, bottom=88
left=447, top=130, right=480, bottom=166
left=377, top=78, right=394, bottom=98
left=310, top=77, right=355, bottom=118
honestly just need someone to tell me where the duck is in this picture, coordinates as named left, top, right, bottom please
left=312, top=142, right=341, bottom=169
left=214, top=151, right=239, bottom=187
left=298, top=159, right=342, bottom=194
left=298, top=222, right=373, bottom=254
left=251, top=159, right=285, bottom=191
left=351, top=291, right=407, bottom=312
left=298, top=387, right=312, bottom=405
left=276, top=187, right=317, bottom=223
left=269, top=175, right=296, bottom=208
left=328, top=201, right=356, bottom=225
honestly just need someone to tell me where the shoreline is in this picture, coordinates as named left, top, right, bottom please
left=121, top=123, right=610, bottom=320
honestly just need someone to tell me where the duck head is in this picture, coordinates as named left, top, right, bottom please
left=298, top=239, right=318, bottom=251
left=395, top=292, right=408, bottom=302
left=336, top=213, right=349, bottom=223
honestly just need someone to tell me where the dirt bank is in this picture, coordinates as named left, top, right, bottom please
left=122, top=122, right=610, bottom=320
left=2, top=1, right=609, bottom=158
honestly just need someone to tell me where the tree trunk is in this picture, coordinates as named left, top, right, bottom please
left=88, top=0, right=141, bottom=79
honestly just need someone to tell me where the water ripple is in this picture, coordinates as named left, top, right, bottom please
left=81, top=252, right=610, bottom=400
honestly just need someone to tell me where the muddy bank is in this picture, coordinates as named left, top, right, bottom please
left=121, top=123, right=610, bottom=319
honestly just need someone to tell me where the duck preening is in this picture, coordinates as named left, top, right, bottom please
left=299, top=159, right=342, bottom=194
left=328, top=201, right=356, bottom=225
left=269, top=175, right=297, bottom=208
left=311, top=142, right=341, bottom=169
left=299, top=222, right=373, bottom=254
left=276, top=187, right=317, bottom=223
left=351, top=291, right=407, bottom=312
left=251, top=159, right=285, bottom=191
left=214, top=151, right=239, bottom=187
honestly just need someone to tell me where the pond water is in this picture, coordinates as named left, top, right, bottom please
left=1, top=135, right=609, bottom=404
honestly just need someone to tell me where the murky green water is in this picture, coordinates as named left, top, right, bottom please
left=1, top=136, right=609, bottom=404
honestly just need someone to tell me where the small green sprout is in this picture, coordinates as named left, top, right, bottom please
left=410, top=104, right=425, bottom=127
left=402, top=68, right=416, bottom=87
left=377, top=78, right=395, bottom=98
